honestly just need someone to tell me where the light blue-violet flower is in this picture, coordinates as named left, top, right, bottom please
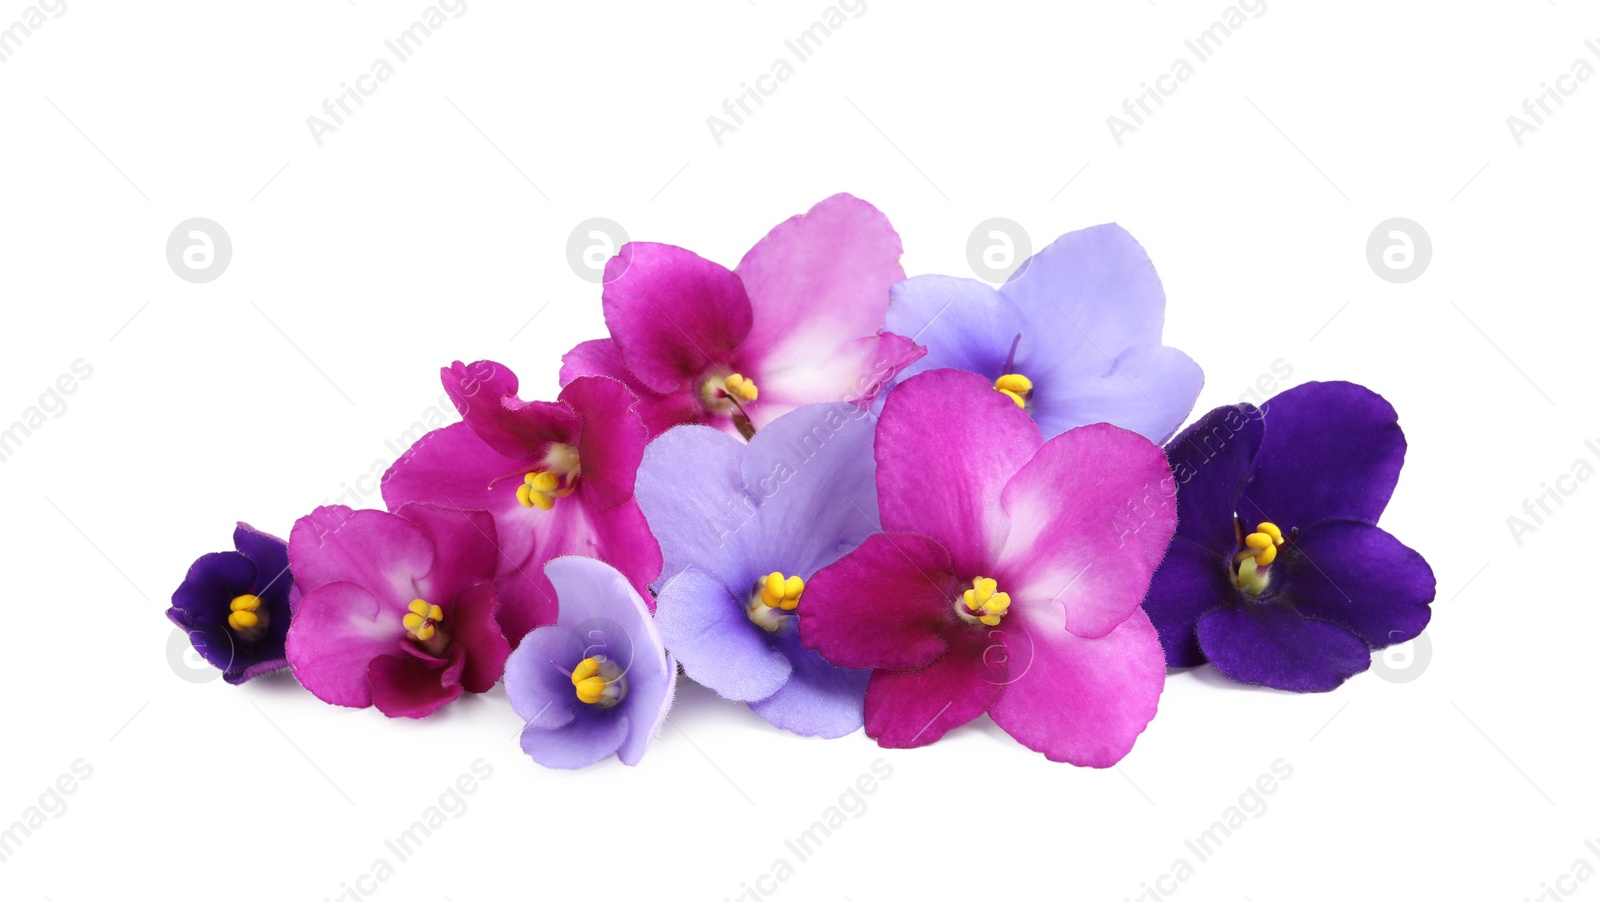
left=887, top=223, right=1203, bottom=443
left=633, top=402, right=877, bottom=738
left=503, top=557, right=676, bottom=769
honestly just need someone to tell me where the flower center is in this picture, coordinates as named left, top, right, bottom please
left=1233, top=521, right=1287, bottom=596
left=699, top=372, right=758, bottom=415
left=516, top=443, right=581, bottom=511
left=746, top=571, right=804, bottom=632
left=571, top=655, right=627, bottom=707
left=227, top=594, right=268, bottom=641
left=955, top=576, right=1011, bottom=625
left=994, top=373, right=1033, bottom=408
left=403, top=599, right=444, bottom=641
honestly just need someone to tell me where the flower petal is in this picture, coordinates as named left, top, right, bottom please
left=232, top=522, right=292, bottom=597
left=562, top=375, right=650, bottom=511
left=735, top=193, right=905, bottom=375
left=560, top=339, right=702, bottom=437
left=601, top=242, right=751, bottom=394
left=1277, top=521, right=1434, bottom=649
left=1000, top=223, right=1169, bottom=352
left=447, top=581, right=510, bottom=693
left=749, top=331, right=925, bottom=430
left=654, top=567, right=791, bottom=704
left=288, top=506, right=432, bottom=602
left=1196, top=601, right=1372, bottom=692
left=520, top=710, right=629, bottom=770
left=1024, top=342, right=1203, bottom=444
left=1240, top=381, right=1406, bottom=530
left=285, top=581, right=405, bottom=708
left=392, top=503, right=499, bottom=604
left=383, top=423, right=533, bottom=564
left=799, top=532, right=960, bottom=672
left=874, top=368, right=1041, bottom=575
left=502, top=624, right=582, bottom=728
left=993, top=422, right=1175, bottom=639
left=747, top=627, right=869, bottom=739
left=988, top=607, right=1165, bottom=766
left=442, top=360, right=580, bottom=463
left=863, top=626, right=1002, bottom=749
left=635, top=423, right=758, bottom=590
left=369, top=646, right=466, bottom=718
left=1141, top=538, right=1237, bottom=668
left=1163, top=404, right=1266, bottom=555
left=886, top=275, right=1021, bottom=382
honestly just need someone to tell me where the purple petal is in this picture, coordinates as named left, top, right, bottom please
left=654, top=567, right=791, bottom=703
left=874, top=368, right=1041, bottom=576
left=1163, top=404, right=1266, bottom=555
left=993, top=422, right=1175, bottom=639
left=863, top=627, right=1001, bottom=749
left=519, top=710, right=629, bottom=770
left=799, top=532, right=960, bottom=672
left=601, top=242, right=751, bottom=394
left=232, top=522, right=291, bottom=596
left=1278, top=521, right=1434, bottom=649
left=747, top=627, right=869, bottom=739
left=1024, top=342, right=1203, bottom=444
left=1001, top=223, right=1168, bottom=352
left=989, top=608, right=1166, bottom=766
left=1240, top=381, right=1406, bottom=531
left=502, top=624, right=582, bottom=728
left=634, top=423, right=758, bottom=590
left=1141, top=538, right=1237, bottom=668
left=886, top=275, right=1020, bottom=382
left=1196, top=601, right=1372, bottom=692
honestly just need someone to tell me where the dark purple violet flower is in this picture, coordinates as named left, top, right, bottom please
left=167, top=523, right=297, bottom=684
left=1142, top=381, right=1436, bottom=692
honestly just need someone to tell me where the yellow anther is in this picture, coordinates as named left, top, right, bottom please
left=516, top=469, right=575, bottom=511
left=403, top=598, right=444, bottom=641
left=227, top=594, right=268, bottom=640
left=1256, top=522, right=1283, bottom=543
left=759, top=572, right=804, bottom=611
left=571, top=656, right=626, bottom=707
left=958, top=576, right=1011, bottom=626
left=724, top=373, right=759, bottom=402
left=1240, top=521, right=1285, bottom=568
left=994, top=373, right=1034, bottom=408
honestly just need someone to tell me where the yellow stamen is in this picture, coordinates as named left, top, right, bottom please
left=227, top=594, right=269, bottom=640
left=994, top=373, right=1033, bottom=408
left=958, top=576, right=1011, bottom=626
left=758, top=571, right=804, bottom=611
left=1233, top=521, right=1286, bottom=594
left=724, top=373, right=759, bottom=402
left=403, top=598, right=444, bottom=642
left=570, top=655, right=626, bottom=707
left=516, top=469, right=576, bottom=511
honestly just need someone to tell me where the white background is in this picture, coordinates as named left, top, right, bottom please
left=2, top=2, right=1596, bottom=900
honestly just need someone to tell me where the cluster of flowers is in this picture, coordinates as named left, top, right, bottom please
left=168, top=195, right=1436, bottom=768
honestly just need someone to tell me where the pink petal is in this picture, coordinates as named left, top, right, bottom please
left=560, top=339, right=700, bottom=437
left=442, top=360, right=580, bottom=462
left=863, top=627, right=1004, bottom=749
left=448, top=581, right=510, bottom=693
left=369, top=646, right=466, bottom=718
left=288, top=506, right=433, bottom=602
left=988, top=607, right=1166, bottom=766
left=734, top=193, right=905, bottom=378
left=601, top=242, right=751, bottom=394
left=750, top=331, right=925, bottom=430
left=285, top=581, right=406, bottom=709
left=874, top=368, right=1041, bottom=577
left=798, top=532, right=960, bottom=672
left=392, top=503, right=500, bottom=605
left=562, top=375, right=650, bottom=512
left=383, top=422, right=534, bottom=565
left=992, top=422, right=1176, bottom=639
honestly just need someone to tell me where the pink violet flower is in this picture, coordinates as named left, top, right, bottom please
left=559, top=193, right=925, bottom=438
left=798, top=368, right=1175, bottom=765
left=285, top=503, right=511, bottom=718
left=382, top=360, right=661, bottom=646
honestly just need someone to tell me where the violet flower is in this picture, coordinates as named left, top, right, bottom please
left=1141, top=381, right=1435, bottom=692
left=504, top=557, right=676, bottom=769
left=167, top=523, right=297, bottom=684
left=383, top=360, right=661, bottom=646
left=634, top=403, right=876, bottom=738
left=799, top=368, right=1174, bottom=765
left=886, top=223, right=1202, bottom=444
left=285, top=503, right=511, bottom=718
left=560, top=193, right=924, bottom=438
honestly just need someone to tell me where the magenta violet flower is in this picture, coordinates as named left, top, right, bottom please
left=559, top=193, right=925, bottom=438
left=634, top=403, right=877, bottom=738
left=798, top=368, right=1175, bottom=765
left=382, top=360, right=661, bottom=646
left=284, top=503, right=511, bottom=718
left=503, top=557, right=676, bottom=769
left=167, top=523, right=297, bottom=684
left=1141, top=381, right=1436, bottom=692
left=886, top=224, right=1202, bottom=444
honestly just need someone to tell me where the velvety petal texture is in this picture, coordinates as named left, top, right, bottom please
left=635, top=403, right=879, bottom=736
left=1143, top=383, right=1434, bottom=693
left=801, top=369, right=1174, bottom=763
left=285, top=504, right=508, bottom=717
left=166, top=523, right=296, bottom=684
left=561, top=194, right=920, bottom=438
left=504, top=557, right=677, bottom=768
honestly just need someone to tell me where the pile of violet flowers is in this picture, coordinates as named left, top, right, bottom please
left=168, top=194, right=1436, bottom=768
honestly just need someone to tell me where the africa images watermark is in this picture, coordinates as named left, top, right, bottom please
left=707, top=0, right=868, bottom=146
left=322, top=758, right=494, bottom=902
left=1505, top=38, right=1600, bottom=146
left=0, top=358, right=94, bottom=466
left=1523, top=837, right=1600, bottom=902
left=1125, top=758, right=1295, bottom=901
left=1106, top=0, right=1268, bottom=146
left=724, top=757, right=894, bottom=902
left=0, top=0, right=66, bottom=64
left=306, top=0, right=469, bottom=146
left=1505, top=437, right=1600, bottom=547
left=0, top=758, right=93, bottom=865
